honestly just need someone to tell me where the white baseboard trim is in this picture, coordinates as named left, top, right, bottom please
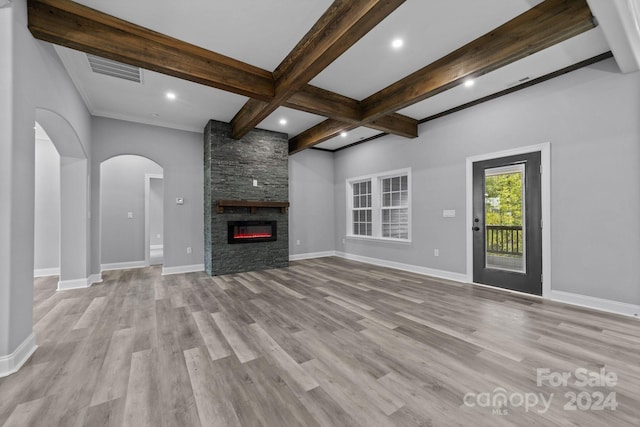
left=58, top=277, right=90, bottom=291
left=290, top=251, right=337, bottom=261
left=57, top=273, right=103, bottom=291
left=0, top=333, right=37, bottom=378
left=34, top=267, right=60, bottom=277
left=162, top=264, right=205, bottom=276
left=334, top=251, right=468, bottom=283
left=331, top=251, right=639, bottom=319
left=101, top=261, right=146, bottom=272
left=549, top=290, right=640, bottom=319
left=88, top=273, right=103, bottom=286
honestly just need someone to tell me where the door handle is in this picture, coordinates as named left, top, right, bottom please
left=473, top=226, right=480, bottom=231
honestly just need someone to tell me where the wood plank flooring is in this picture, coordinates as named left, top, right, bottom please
left=1, top=257, right=639, bottom=426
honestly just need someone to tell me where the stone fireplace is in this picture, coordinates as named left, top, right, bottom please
left=204, top=120, right=289, bottom=276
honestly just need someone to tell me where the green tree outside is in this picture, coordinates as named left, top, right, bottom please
left=485, top=172, right=523, bottom=226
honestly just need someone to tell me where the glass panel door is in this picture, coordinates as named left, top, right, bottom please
left=472, top=151, right=542, bottom=295
left=484, top=164, right=525, bottom=273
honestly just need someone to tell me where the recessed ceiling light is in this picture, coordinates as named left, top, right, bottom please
left=340, top=131, right=348, bottom=138
left=391, top=38, right=404, bottom=49
left=279, top=119, right=287, bottom=125
left=165, top=92, right=176, bottom=100
left=464, top=79, right=475, bottom=88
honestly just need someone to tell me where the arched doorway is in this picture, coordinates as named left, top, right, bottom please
left=34, top=109, right=91, bottom=290
left=100, top=155, right=164, bottom=270
left=33, top=123, right=60, bottom=277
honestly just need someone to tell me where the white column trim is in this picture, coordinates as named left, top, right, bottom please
left=0, top=333, right=37, bottom=378
left=57, top=273, right=102, bottom=291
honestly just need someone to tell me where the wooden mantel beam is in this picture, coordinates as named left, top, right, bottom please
left=229, top=0, right=406, bottom=140
left=289, top=0, right=596, bottom=153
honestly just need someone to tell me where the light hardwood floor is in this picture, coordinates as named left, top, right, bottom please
left=1, top=257, right=639, bottom=426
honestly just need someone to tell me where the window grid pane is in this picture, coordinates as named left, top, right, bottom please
left=382, top=175, right=408, bottom=208
left=380, top=175, right=409, bottom=239
left=352, top=179, right=372, bottom=236
left=381, top=207, right=409, bottom=239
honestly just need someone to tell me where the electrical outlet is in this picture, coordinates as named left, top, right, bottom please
left=157, top=234, right=161, bottom=239
left=296, top=240, right=300, bottom=246
left=187, top=247, right=192, bottom=254
left=127, top=212, right=133, bottom=219
left=434, top=249, right=439, bottom=257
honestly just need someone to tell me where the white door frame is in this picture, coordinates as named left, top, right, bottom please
left=144, top=173, right=164, bottom=266
left=465, top=143, right=551, bottom=297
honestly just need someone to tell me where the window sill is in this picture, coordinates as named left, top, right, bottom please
left=346, top=235, right=412, bottom=245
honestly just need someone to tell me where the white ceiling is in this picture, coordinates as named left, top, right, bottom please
left=54, top=0, right=617, bottom=151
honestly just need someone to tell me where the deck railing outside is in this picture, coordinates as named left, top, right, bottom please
left=486, top=225, right=523, bottom=256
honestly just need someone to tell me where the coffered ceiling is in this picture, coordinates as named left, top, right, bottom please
left=27, top=0, right=639, bottom=152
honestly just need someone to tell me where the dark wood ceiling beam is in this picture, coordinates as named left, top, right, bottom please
left=288, top=116, right=416, bottom=154
left=287, top=114, right=417, bottom=154
left=290, top=0, right=596, bottom=153
left=360, top=0, right=596, bottom=120
left=27, top=0, right=418, bottom=142
left=367, top=114, right=418, bottom=138
left=284, top=85, right=361, bottom=123
left=27, top=0, right=274, bottom=101
left=289, top=120, right=361, bottom=155
left=284, top=85, right=418, bottom=138
left=230, top=0, right=406, bottom=140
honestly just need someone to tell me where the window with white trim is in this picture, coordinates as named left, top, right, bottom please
left=347, top=169, right=411, bottom=242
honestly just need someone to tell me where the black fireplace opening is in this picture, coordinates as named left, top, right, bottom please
left=228, top=221, right=277, bottom=244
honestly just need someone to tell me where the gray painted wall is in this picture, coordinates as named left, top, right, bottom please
left=100, top=155, right=162, bottom=265
left=334, top=58, right=640, bottom=305
left=289, top=149, right=336, bottom=256
left=91, top=117, right=204, bottom=272
left=34, top=136, right=61, bottom=271
left=1, top=1, right=92, bottom=357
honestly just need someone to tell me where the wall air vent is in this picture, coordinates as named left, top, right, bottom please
left=86, top=54, right=142, bottom=83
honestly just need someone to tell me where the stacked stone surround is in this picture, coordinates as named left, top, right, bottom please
left=204, top=120, right=289, bottom=276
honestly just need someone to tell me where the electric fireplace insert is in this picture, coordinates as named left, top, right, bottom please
left=227, top=221, right=277, bottom=244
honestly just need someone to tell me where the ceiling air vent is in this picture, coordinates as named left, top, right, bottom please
left=86, top=54, right=142, bottom=83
